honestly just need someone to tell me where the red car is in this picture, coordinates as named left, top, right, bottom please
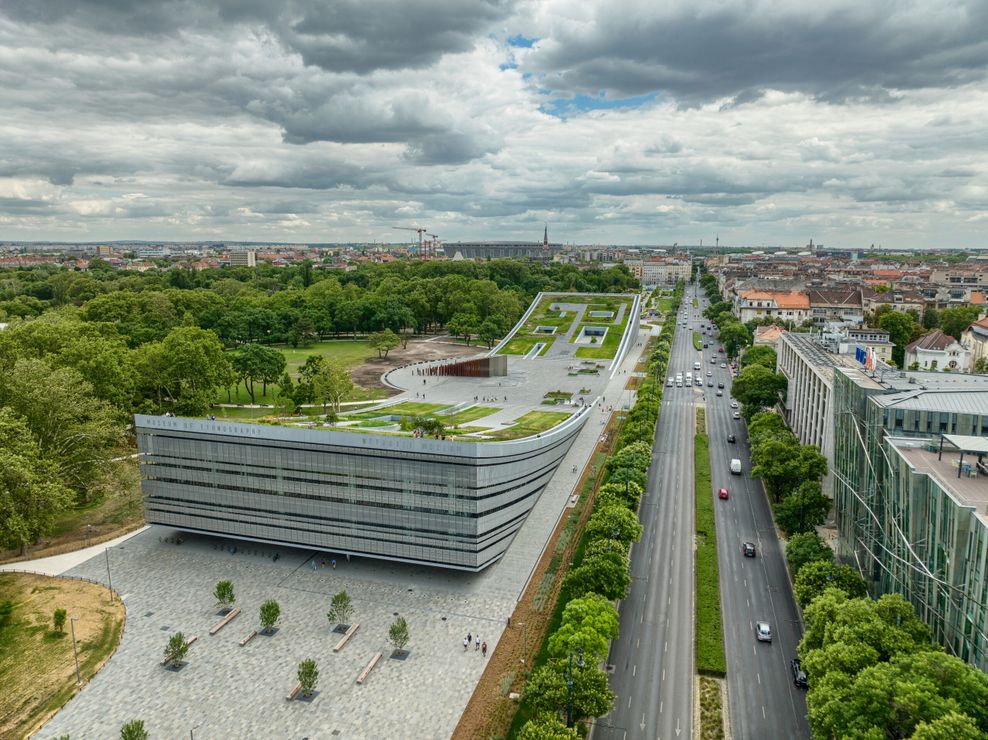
left=718, top=346, right=725, bottom=353
left=718, top=487, right=729, bottom=500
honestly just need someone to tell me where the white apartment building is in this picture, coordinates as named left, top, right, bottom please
left=626, top=258, right=691, bottom=287
left=735, top=289, right=810, bottom=324
left=905, top=329, right=972, bottom=373
left=229, top=249, right=257, bottom=267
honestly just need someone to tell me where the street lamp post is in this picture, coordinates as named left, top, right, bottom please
left=69, top=616, right=81, bottom=685
left=566, top=646, right=585, bottom=727
left=104, top=548, right=113, bottom=603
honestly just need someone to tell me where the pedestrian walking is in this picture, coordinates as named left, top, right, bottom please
left=475, top=635, right=481, bottom=651
left=467, top=631, right=472, bottom=646
left=463, top=636, right=469, bottom=651
left=481, top=641, right=487, bottom=658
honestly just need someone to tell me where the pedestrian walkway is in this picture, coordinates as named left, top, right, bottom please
left=0, top=526, right=149, bottom=577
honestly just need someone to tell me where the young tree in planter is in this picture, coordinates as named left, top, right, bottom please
left=260, top=599, right=281, bottom=634
left=388, top=616, right=410, bottom=655
left=120, top=719, right=149, bottom=740
left=164, top=631, right=189, bottom=667
left=53, top=608, right=67, bottom=634
left=213, top=580, right=235, bottom=612
left=327, top=591, right=354, bottom=630
left=297, top=658, right=319, bottom=698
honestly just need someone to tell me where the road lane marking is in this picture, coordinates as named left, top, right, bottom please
left=633, top=664, right=637, bottom=676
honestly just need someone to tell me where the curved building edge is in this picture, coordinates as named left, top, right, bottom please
left=133, top=406, right=591, bottom=572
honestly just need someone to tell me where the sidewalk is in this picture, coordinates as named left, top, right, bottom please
left=0, top=526, right=149, bottom=577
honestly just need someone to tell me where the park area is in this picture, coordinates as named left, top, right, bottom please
left=0, top=573, right=125, bottom=739
left=212, top=338, right=479, bottom=419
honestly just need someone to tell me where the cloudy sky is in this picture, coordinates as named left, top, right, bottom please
left=1, top=0, right=987, bottom=247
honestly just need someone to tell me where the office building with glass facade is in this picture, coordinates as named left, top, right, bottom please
left=136, top=406, right=591, bottom=571
left=831, top=366, right=988, bottom=669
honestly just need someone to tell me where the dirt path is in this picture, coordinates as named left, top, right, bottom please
left=350, top=338, right=483, bottom=391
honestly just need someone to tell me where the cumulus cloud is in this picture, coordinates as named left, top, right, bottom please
left=0, top=0, right=986, bottom=246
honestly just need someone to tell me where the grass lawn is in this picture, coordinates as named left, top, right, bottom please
left=693, top=331, right=702, bottom=350
left=0, top=573, right=125, bottom=739
left=695, top=428, right=727, bottom=676
left=443, top=406, right=500, bottom=425
left=497, top=336, right=553, bottom=356
left=483, top=410, right=572, bottom=440
left=379, top=401, right=449, bottom=416
left=575, top=326, right=624, bottom=359
left=215, top=340, right=378, bottom=405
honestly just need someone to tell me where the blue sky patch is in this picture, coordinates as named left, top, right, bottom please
left=507, top=34, right=537, bottom=48
left=541, top=92, right=658, bottom=118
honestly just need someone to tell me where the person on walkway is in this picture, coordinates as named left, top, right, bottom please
left=463, top=636, right=469, bottom=651
left=331, top=559, right=336, bottom=569
left=475, top=635, right=481, bottom=651
left=467, top=631, right=472, bottom=647
left=481, top=641, right=487, bottom=658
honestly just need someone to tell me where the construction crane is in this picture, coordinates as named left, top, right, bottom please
left=393, top=226, right=429, bottom=258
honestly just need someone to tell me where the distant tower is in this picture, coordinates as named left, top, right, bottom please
left=542, top=223, right=550, bottom=263
left=716, top=235, right=719, bottom=249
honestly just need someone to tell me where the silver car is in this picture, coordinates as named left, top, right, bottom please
left=755, top=621, right=772, bottom=642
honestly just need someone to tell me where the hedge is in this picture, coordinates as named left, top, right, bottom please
left=694, top=431, right=726, bottom=676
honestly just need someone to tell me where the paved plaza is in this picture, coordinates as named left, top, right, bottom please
left=38, top=322, right=654, bottom=740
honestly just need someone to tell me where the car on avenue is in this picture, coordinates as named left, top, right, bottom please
left=718, top=487, right=729, bottom=500
left=791, top=658, right=808, bottom=688
left=718, top=346, right=725, bottom=353
left=731, top=400, right=739, bottom=408
left=707, top=381, right=714, bottom=387
left=710, top=357, right=717, bottom=364
left=667, top=377, right=674, bottom=386
left=720, top=362, right=727, bottom=369
left=733, top=411, right=742, bottom=420
left=717, top=382, right=725, bottom=389
left=706, top=370, right=712, bottom=376
left=755, top=621, right=772, bottom=642
left=741, top=541, right=756, bottom=557
left=728, top=433, right=736, bottom=443
left=716, top=390, right=723, bottom=397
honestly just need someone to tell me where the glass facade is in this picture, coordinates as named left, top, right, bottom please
left=135, top=412, right=587, bottom=571
left=832, top=369, right=988, bottom=671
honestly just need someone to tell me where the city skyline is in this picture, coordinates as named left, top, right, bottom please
left=1, top=1, right=987, bottom=247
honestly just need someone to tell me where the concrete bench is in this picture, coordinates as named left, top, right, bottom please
left=209, top=607, right=241, bottom=635
left=332, top=623, right=359, bottom=653
left=286, top=681, right=302, bottom=701
left=239, top=629, right=258, bottom=647
left=356, top=651, right=382, bottom=685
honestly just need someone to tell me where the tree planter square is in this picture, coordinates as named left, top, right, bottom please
left=164, top=661, right=187, bottom=672
left=297, top=690, right=319, bottom=703
left=332, top=624, right=350, bottom=635
left=261, top=627, right=280, bottom=637
left=216, top=607, right=234, bottom=616
left=390, top=649, right=410, bottom=660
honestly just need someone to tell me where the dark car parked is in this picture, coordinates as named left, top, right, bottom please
left=741, top=541, right=756, bottom=557
left=791, top=658, right=808, bottom=688
left=727, top=434, right=736, bottom=443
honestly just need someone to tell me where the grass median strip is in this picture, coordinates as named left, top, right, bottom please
left=693, top=331, right=702, bottom=351
left=694, top=426, right=727, bottom=677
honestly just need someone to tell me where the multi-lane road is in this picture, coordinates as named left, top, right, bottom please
left=597, top=291, right=697, bottom=740
left=598, top=284, right=808, bottom=740
left=700, top=289, right=809, bottom=739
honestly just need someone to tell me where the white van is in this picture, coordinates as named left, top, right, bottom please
left=730, top=458, right=742, bottom=475
left=693, top=361, right=701, bottom=371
